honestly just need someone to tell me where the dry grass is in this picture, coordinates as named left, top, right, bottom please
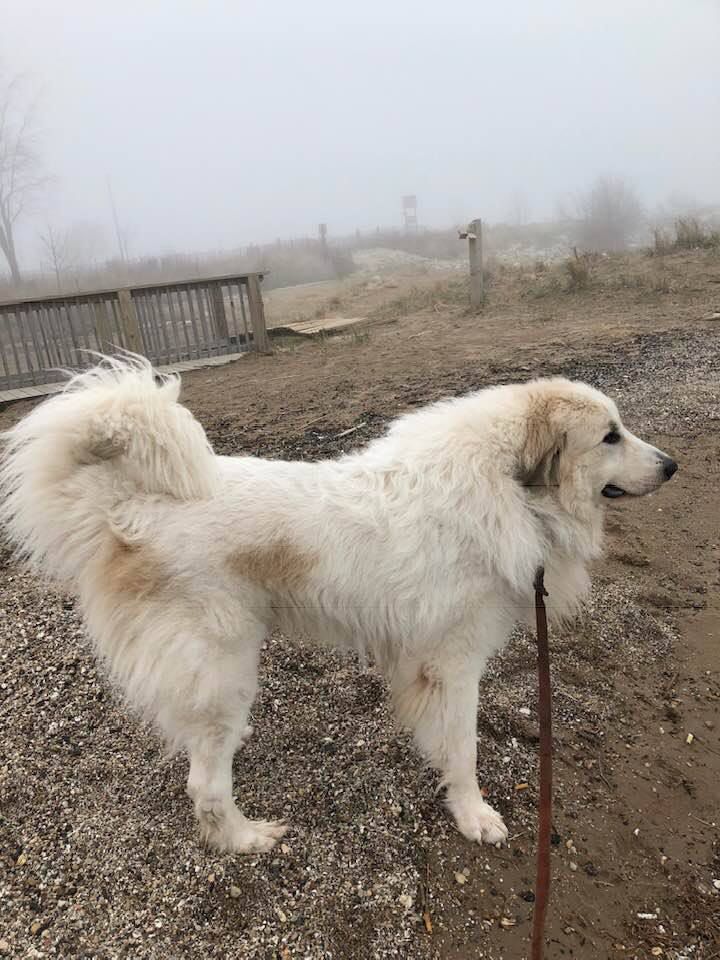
left=650, top=217, right=720, bottom=255
left=563, top=249, right=594, bottom=291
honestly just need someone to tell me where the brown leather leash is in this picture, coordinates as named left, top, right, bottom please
left=531, top=566, right=552, bottom=960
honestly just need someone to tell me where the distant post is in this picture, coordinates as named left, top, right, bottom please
left=459, top=218, right=484, bottom=308
left=318, top=223, right=328, bottom=260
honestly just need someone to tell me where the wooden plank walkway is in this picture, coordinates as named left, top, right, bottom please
left=0, top=352, right=246, bottom=407
left=274, top=316, right=367, bottom=336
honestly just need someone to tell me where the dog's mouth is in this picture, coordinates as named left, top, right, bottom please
left=601, top=483, right=626, bottom=499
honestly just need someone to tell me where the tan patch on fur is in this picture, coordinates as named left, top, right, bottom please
left=521, top=388, right=600, bottom=481
left=104, top=537, right=167, bottom=598
left=227, top=539, right=316, bottom=591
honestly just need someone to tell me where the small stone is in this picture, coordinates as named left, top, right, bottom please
left=229, top=885, right=241, bottom=899
left=398, top=893, right=413, bottom=910
left=704, top=720, right=715, bottom=731
left=274, top=906, right=287, bottom=923
left=30, top=920, right=43, bottom=935
left=280, top=843, right=291, bottom=855
left=0, top=941, right=9, bottom=955
left=569, top=862, right=578, bottom=872
left=520, top=890, right=535, bottom=902
left=499, top=916, right=516, bottom=929
left=455, top=872, right=467, bottom=885
left=16, top=852, right=27, bottom=866
left=519, top=707, right=531, bottom=716
left=651, top=949, right=663, bottom=956
left=633, top=828, right=640, bottom=836
left=713, top=879, right=720, bottom=890
left=686, top=733, right=694, bottom=745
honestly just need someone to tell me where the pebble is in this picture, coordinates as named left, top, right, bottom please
left=398, top=893, right=413, bottom=910
left=455, top=872, right=468, bottom=885
left=229, top=885, right=241, bottom=899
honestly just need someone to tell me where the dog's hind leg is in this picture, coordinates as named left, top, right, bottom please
left=159, top=627, right=286, bottom=855
left=391, top=655, right=508, bottom=846
left=185, top=721, right=286, bottom=854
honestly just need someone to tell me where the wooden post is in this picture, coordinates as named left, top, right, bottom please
left=318, top=223, right=328, bottom=260
left=246, top=274, right=271, bottom=354
left=116, top=289, right=144, bottom=354
left=209, top=283, right=230, bottom=341
left=467, top=218, right=483, bottom=308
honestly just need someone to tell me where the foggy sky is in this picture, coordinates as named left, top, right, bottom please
left=4, top=0, right=720, bottom=265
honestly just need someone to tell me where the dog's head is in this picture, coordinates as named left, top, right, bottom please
left=519, top=379, right=677, bottom=513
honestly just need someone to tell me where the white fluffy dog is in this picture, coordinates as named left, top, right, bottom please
left=0, top=357, right=677, bottom=853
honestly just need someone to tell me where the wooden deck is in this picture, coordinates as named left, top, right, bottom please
left=0, top=352, right=246, bottom=407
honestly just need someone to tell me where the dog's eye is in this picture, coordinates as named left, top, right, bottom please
left=602, top=431, right=621, bottom=444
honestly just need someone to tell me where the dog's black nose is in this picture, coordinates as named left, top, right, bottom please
left=663, top=457, right=678, bottom=480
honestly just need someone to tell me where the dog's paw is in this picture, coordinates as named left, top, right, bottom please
left=198, top=800, right=288, bottom=854
left=229, top=818, right=288, bottom=854
left=446, top=790, right=509, bottom=846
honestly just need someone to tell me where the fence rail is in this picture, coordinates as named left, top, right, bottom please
left=0, top=272, right=269, bottom=390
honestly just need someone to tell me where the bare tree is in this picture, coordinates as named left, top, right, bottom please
left=39, top=224, right=73, bottom=292
left=575, top=176, right=644, bottom=251
left=0, top=69, right=47, bottom=284
left=39, top=221, right=108, bottom=291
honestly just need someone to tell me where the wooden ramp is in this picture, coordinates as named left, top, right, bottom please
left=271, top=316, right=367, bottom=336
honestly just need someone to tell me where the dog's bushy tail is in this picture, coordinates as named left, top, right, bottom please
left=0, top=354, right=219, bottom=584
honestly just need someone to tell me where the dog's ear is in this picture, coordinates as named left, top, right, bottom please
left=518, top=398, right=567, bottom=490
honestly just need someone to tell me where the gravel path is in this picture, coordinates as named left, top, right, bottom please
left=1, top=317, right=719, bottom=960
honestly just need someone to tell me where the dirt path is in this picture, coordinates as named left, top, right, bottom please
left=1, top=250, right=719, bottom=959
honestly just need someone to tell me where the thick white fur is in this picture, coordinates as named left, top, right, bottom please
left=0, top=355, right=676, bottom=853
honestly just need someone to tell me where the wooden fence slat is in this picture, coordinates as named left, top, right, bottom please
left=190, top=285, right=212, bottom=358
left=180, top=286, right=202, bottom=358
left=26, top=307, right=44, bottom=385
left=117, top=289, right=144, bottom=354
left=237, top=283, right=250, bottom=348
left=209, top=282, right=230, bottom=342
left=0, top=310, right=13, bottom=380
left=94, top=299, right=114, bottom=354
left=5, top=309, right=24, bottom=383
left=170, top=287, right=193, bottom=361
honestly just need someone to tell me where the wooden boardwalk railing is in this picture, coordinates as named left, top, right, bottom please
left=0, top=272, right=269, bottom=390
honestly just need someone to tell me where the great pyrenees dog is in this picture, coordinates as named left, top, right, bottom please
left=0, top=356, right=677, bottom=854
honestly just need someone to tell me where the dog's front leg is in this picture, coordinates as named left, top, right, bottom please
left=391, top=656, right=508, bottom=845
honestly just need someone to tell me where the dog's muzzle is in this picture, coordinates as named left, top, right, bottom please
left=601, top=454, right=679, bottom=499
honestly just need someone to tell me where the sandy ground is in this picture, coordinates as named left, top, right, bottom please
left=1, top=248, right=719, bottom=959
